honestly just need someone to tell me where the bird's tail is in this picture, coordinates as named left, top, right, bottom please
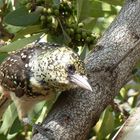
left=0, top=94, right=12, bottom=119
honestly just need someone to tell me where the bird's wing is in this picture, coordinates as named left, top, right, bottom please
left=0, top=53, right=31, bottom=97
left=0, top=43, right=48, bottom=97
left=0, top=42, right=60, bottom=97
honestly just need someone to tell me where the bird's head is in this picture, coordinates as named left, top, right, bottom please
left=42, top=46, right=92, bottom=92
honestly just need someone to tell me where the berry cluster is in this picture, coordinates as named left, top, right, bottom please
left=66, top=23, right=96, bottom=47
left=23, top=0, right=96, bottom=49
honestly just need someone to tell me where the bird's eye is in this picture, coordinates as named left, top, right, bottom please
left=67, top=64, right=76, bottom=74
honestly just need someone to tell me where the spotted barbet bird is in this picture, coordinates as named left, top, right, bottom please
left=0, top=42, right=92, bottom=123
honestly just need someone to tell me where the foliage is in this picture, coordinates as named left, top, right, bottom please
left=1, top=0, right=140, bottom=140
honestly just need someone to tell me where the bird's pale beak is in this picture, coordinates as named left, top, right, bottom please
left=69, top=74, right=92, bottom=91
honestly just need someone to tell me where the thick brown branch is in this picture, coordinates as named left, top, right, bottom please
left=32, top=0, right=140, bottom=139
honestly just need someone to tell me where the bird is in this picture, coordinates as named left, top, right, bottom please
left=0, top=42, right=92, bottom=130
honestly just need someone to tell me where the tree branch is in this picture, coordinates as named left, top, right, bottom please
left=32, top=0, right=140, bottom=139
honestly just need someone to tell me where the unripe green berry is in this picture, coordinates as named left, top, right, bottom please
left=75, top=34, right=81, bottom=41
left=47, top=16, right=52, bottom=23
left=78, top=22, right=84, bottom=28
left=43, top=8, right=47, bottom=13
left=54, top=9, right=59, bottom=16
left=69, top=28, right=74, bottom=36
left=35, top=6, right=44, bottom=13
left=81, top=32, right=87, bottom=39
left=26, top=3, right=32, bottom=10
left=40, top=15, right=46, bottom=21
left=86, top=36, right=92, bottom=43
left=47, top=8, right=53, bottom=14
left=76, top=28, right=82, bottom=34
left=66, top=28, right=71, bottom=35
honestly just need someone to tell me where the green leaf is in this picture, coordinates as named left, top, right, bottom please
left=7, top=133, right=18, bottom=140
left=77, top=0, right=118, bottom=31
left=4, top=7, right=40, bottom=26
left=80, top=46, right=89, bottom=60
left=0, top=133, right=7, bottom=140
left=81, top=17, right=97, bottom=31
left=13, top=25, right=45, bottom=40
left=100, top=0, right=124, bottom=6
left=0, top=0, right=4, bottom=8
left=47, top=34, right=66, bottom=45
left=57, top=18, right=71, bottom=44
left=5, top=24, right=23, bottom=34
left=0, top=53, right=8, bottom=63
left=97, top=106, right=114, bottom=139
left=9, top=118, right=22, bottom=134
left=77, top=0, right=104, bottom=22
left=0, top=103, right=17, bottom=134
left=0, top=33, right=43, bottom=53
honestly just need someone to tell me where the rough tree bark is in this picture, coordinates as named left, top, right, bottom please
left=32, top=0, right=140, bottom=139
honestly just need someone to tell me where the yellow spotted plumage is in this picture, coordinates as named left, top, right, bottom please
left=0, top=42, right=92, bottom=120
